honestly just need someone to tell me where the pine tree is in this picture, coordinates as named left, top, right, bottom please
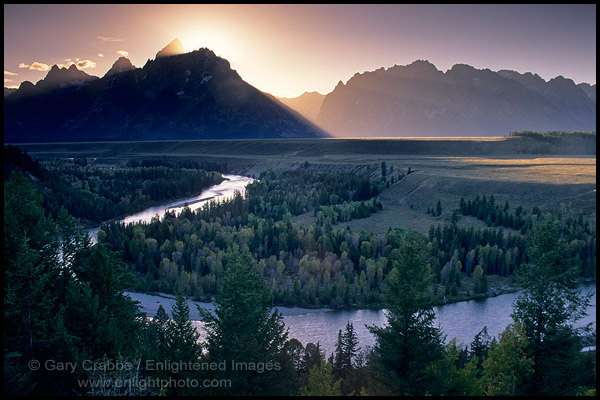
left=199, top=248, right=290, bottom=395
left=367, top=230, right=445, bottom=395
left=4, top=172, right=146, bottom=394
left=4, top=172, right=63, bottom=394
left=333, top=321, right=360, bottom=394
left=511, top=213, right=592, bottom=395
left=161, top=288, right=202, bottom=395
left=169, top=288, right=201, bottom=361
left=469, top=326, right=491, bottom=369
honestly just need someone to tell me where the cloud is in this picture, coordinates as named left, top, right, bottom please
left=29, top=62, right=51, bottom=71
left=116, top=50, right=129, bottom=57
left=5, top=78, right=14, bottom=83
left=4, top=70, right=18, bottom=76
left=96, top=35, right=124, bottom=43
left=98, top=53, right=104, bottom=57
left=57, top=59, right=97, bottom=70
left=76, top=60, right=97, bottom=69
left=19, top=62, right=50, bottom=71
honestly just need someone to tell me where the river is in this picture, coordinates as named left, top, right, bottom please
left=125, top=281, right=596, bottom=357
left=85, top=174, right=255, bottom=243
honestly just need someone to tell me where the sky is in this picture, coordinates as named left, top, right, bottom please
left=3, top=4, right=596, bottom=98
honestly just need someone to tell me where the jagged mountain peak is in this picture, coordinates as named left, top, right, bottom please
left=105, top=57, right=135, bottom=77
left=156, top=38, right=185, bottom=59
left=36, top=63, right=97, bottom=91
left=386, top=59, right=443, bottom=80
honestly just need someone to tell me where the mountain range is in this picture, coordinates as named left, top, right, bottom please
left=4, top=41, right=596, bottom=142
left=305, top=60, right=596, bottom=137
left=4, top=39, right=327, bottom=143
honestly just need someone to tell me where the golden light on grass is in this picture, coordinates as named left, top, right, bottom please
left=438, top=157, right=596, bottom=185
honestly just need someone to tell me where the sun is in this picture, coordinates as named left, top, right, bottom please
left=179, top=27, right=239, bottom=60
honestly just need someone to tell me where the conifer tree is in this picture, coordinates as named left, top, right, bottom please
left=161, top=288, right=202, bottom=395
left=199, top=248, right=290, bottom=395
left=333, top=321, right=360, bottom=394
left=511, top=213, right=592, bottom=395
left=4, top=172, right=64, bottom=394
left=367, top=230, right=445, bottom=395
left=469, top=326, right=491, bottom=369
left=333, top=321, right=359, bottom=381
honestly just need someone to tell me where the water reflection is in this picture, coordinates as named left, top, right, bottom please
left=126, top=282, right=595, bottom=357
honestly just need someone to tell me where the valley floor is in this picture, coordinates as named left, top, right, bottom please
left=17, top=137, right=596, bottom=236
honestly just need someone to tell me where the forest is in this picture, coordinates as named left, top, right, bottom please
left=508, top=130, right=596, bottom=141
left=3, top=145, right=596, bottom=396
left=3, top=145, right=224, bottom=225
left=94, top=164, right=595, bottom=307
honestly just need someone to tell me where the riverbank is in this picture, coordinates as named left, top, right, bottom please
left=125, top=281, right=596, bottom=355
left=140, top=276, right=594, bottom=312
left=131, top=274, right=581, bottom=312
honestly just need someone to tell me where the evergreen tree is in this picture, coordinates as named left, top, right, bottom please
left=332, top=322, right=360, bottom=393
left=199, top=248, right=291, bottom=395
left=161, top=288, right=202, bottom=396
left=367, top=230, right=445, bottom=395
left=142, top=304, right=171, bottom=363
left=4, top=172, right=65, bottom=394
left=469, top=326, right=491, bottom=369
left=4, top=172, right=145, bottom=395
left=511, top=213, right=592, bottom=395
left=69, top=243, right=144, bottom=358
left=168, top=289, right=201, bottom=362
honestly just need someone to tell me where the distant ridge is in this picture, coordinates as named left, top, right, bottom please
left=276, top=92, right=325, bottom=122
left=4, top=40, right=328, bottom=143
left=303, top=60, right=596, bottom=137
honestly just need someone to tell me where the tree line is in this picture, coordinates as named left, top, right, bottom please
left=314, top=197, right=383, bottom=226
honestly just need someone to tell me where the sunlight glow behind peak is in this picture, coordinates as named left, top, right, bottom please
left=179, top=28, right=239, bottom=60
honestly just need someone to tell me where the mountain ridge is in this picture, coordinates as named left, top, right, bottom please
left=313, top=61, right=595, bottom=137
left=4, top=54, right=596, bottom=141
left=4, top=42, right=328, bottom=143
